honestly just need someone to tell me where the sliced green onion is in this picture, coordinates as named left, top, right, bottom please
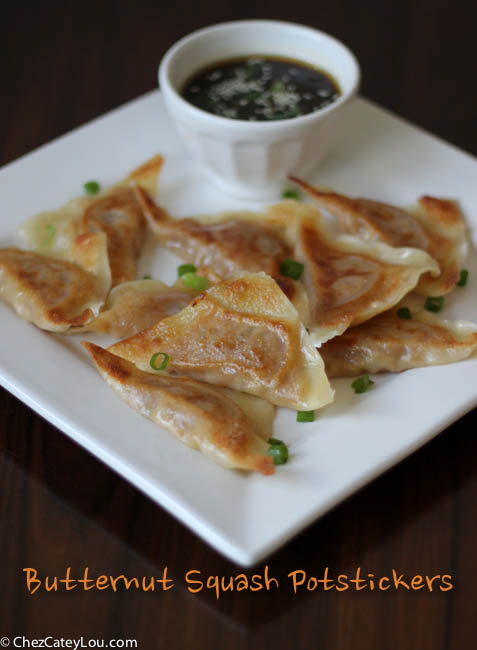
left=267, top=438, right=289, bottom=465
left=351, top=374, right=375, bottom=394
left=457, top=269, right=468, bottom=287
left=178, top=263, right=197, bottom=277
left=271, top=80, right=286, bottom=93
left=397, top=307, right=412, bottom=319
left=281, top=188, right=301, bottom=200
left=279, top=258, right=304, bottom=280
left=141, top=274, right=152, bottom=280
left=181, top=272, right=208, bottom=290
left=42, top=224, right=56, bottom=247
left=268, top=437, right=285, bottom=446
left=297, top=410, right=315, bottom=422
left=149, top=352, right=169, bottom=371
left=424, top=296, right=445, bottom=313
left=84, top=180, right=101, bottom=194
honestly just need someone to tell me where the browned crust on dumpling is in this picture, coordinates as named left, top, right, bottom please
left=289, top=177, right=467, bottom=296
left=82, top=342, right=274, bottom=475
left=82, top=187, right=146, bottom=287
left=320, top=308, right=477, bottom=377
left=0, top=248, right=98, bottom=330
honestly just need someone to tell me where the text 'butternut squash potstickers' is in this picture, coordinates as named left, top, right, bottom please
left=108, top=272, right=333, bottom=410
left=290, top=178, right=468, bottom=297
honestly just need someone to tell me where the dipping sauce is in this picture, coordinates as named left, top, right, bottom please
left=181, top=56, right=341, bottom=121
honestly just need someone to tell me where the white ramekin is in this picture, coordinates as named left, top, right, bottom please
left=158, top=20, right=360, bottom=199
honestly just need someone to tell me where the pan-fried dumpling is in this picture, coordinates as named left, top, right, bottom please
left=109, top=272, right=333, bottom=410
left=320, top=300, right=477, bottom=377
left=287, top=202, right=439, bottom=345
left=133, top=186, right=308, bottom=316
left=19, top=155, right=164, bottom=287
left=86, top=279, right=197, bottom=338
left=82, top=342, right=275, bottom=475
left=0, top=231, right=111, bottom=331
left=290, top=178, right=468, bottom=296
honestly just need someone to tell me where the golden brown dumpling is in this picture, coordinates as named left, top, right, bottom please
left=82, top=342, right=275, bottom=475
left=109, top=272, right=333, bottom=410
left=0, top=231, right=111, bottom=331
left=86, top=279, right=197, bottom=338
left=286, top=202, right=439, bottom=344
left=320, top=300, right=477, bottom=377
left=19, top=155, right=164, bottom=287
left=290, top=178, right=468, bottom=296
left=133, top=186, right=307, bottom=310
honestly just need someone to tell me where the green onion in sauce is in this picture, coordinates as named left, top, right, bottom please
left=181, top=56, right=340, bottom=122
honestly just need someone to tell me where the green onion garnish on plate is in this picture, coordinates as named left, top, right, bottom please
left=424, top=296, right=444, bottom=313
left=267, top=438, right=289, bottom=465
left=42, top=224, right=56, bottom=247
left=297, top=410, right=315, bottom=422
left=142, top=274, right=152, bottom=280
left=397, top=307, right=412, bottom=319
left=279, top=258, right=305, bottom=280
left=181, top=272, right=208, bottom=290
left=281, top=188, right=301, bottom=200
left=457, top=269, right=468, bottom=287
left=178, top=263, right=197, bottom=277
left=149, top=352, right=169, bottom=371
left=351, top=374, right=375, bottom=394
left=84, top=180, right=101, bottom=194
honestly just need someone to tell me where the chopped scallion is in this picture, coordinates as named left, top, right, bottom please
left=84, top=180, right=100, bottom=194
left=351, top=374, right=375, bottom=394
left=142, top=274, right=152, bottom=280
left=42, top=224, right=56, bottom=247
left=424, top=296, right=444, bottom=313
left=297, top=410, right=315, bottom=422
left=397, top=307, right=412, bottom=319
left=267, top=438, right=289, bottom=465
left=457, top=269, right=468, bottom=287
left=279, top=258, right=304, bottom=280
left=178, top=263, right=197, bottom=277
left=149, top=352, right=169, bottom=371
left=181, top=272, right=208, bottom=290
left=281, top=188, right=301, bottom=200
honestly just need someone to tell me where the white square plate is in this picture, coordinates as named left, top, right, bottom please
left=1, top=90, right=476, bottom=566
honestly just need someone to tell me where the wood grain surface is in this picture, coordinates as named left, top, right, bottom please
left=1, top=1, right=476, bottom=648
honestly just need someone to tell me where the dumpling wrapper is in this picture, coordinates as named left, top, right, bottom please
left=0, top=231, right=111, bottom=331
left=109, top=272, right=333, bottom=410
left=133, top=186, right=309, bottom=320
left=285, top=202, right=439, bottom=345
left=290, top=178, right=468, bottom=296
left=19, top=155, right=164, bottom=287
left=85, top=279, right=197, bottom=338
left=320, top=298, right=477, bottom=377
left=82, top=342, right=275, bottom=475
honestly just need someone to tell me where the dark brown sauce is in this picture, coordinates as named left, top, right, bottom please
left=181, top=56, right=341, bottom=121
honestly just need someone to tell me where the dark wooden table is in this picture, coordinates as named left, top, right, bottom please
left=1, top=1, right=476, bottom=648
